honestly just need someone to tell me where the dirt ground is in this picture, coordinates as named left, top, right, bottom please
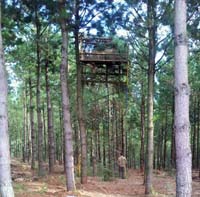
left=11, top=159, right=200, bottom=197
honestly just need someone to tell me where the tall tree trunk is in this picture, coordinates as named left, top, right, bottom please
left=25, top=86, right=31, bottom=163
left=42, top=106, right=47, bottom=161
left=197, top=98, right=200, bottom=169
left=140, top=82, right=145, bottom=172
left=59, top=103, right=63, bottom=164
left=74, top=125, right=79, bottom=166
left=22, top=84, right=27, bottom=162
left=29, top=75, right=36, bottom=170
left=107, top=85, right=111, bottom=167
left=74, top=0, right=87, bottom=184
left=103, top=114, right=106, bottom=167
left=163, top=107, right=168, bottom=169
left=192, top=96, right=197, bottom=169
left=35, top=11, right=45, bottom=176
left=59, top=0, right=76, bottom=191
left=121, top=107, right=125, bottom=156
left=45, top=60, right=55, bottom=173
left=145, top=0, right=156, bottom=194
left=171, top=95, right=176, bottom=168
left=0, top=2, right=14, bottom=195
left=174, top=0, right=192, bottom=195
left=97, top=121, right=101, bottom=162
left=157, top=128, right=162, bottom=170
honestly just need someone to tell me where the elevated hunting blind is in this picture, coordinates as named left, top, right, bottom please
left=79, top=36, right=129, bottom=85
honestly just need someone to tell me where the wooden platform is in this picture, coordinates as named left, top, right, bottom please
left=79, top=37, right=128, bottom=84
left=80, top=52, right=128, bottom=63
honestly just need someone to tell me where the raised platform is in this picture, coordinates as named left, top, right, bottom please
left=79, top=37, right=128, bottom=84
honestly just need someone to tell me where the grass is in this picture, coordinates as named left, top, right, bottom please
left=14, top=183, right=26, bottom=193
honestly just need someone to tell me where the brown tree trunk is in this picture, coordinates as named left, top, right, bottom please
left=197, top=98, right=200, bottom=169
left=0, top=2, right=14, bottom=194
left=29, top=75, right=36, bottom=170
left=140, top=82, right=145, bottom=172
left=35, top=11, right=45, bottom=176
left=59, top=103, right=63, bottom=164
left=103, top=114, right=106, bottom=167
left=97, top=122, right=101, bottom=162
left=74, top=0, right=87, bottom=183
left=107, top=85, right=111, bottom=167
left=174, top=0, right=192, bottom=195
left=22, top=84, right=27, bottom=162
left=59, top=0, right=76, bottom=190
left=192, top=96, right=197, bottom=169
left=42, top=106, right=47, bottom=161
left=45, top=60, right=55, bottom=173
left=145, top=0, right=156, bottom=194
left=74, top=125, right=79, bottom=166
left=171, top=95, right=176, bottom=168
left=121, top=108, right=125, bottom=156
left=157, top=127, right=162, bottom=170
left=163, top=107, right=168, bottom=169
left=116, top=104, right=119, bottom=158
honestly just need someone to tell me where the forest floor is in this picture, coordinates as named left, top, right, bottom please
left=12, top=159, right=200, bottom=197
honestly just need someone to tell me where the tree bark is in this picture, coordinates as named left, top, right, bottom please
left=22, top=84, right=27, bottom=163
left=170, top=94, right=176, bottom=168
left=197, top=98, right=200, bottom=169
left=29, top=75, right=36, bottom=170
left=74, top=0, right=87, bottom=184
left=0, top=2, right=15, bottom=195
left=163, top=107, right=168, bottom=169
left=140, top=82, right=145, bottom=172
left=174, top=0, right=192, bottom=195
left=107, top=85, right=111, bottom=166
left=42, top=105, right=47, bottom=161
left=45, top=60, right=55, bottom=173
left=145, top=0, right=156, bottom=194
left=35, top=10, right=45, bottom=176
left=59, top=0, right=76, bottom=191
left=192, top=96, right=197, bottom=168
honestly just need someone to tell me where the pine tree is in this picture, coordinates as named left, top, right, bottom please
left=0, top=1, right=15, bottom=196
left=174, top=0, right=192, bottom=196
left=58, top=0, right=76, bottom=191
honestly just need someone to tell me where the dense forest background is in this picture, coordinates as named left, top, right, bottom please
left=0, top=0, right=199, bottom=196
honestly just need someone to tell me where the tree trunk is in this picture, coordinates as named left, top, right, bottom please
left=42, top=106, right=47, bottom=161
left=22, top=85, right=27, bottom=162
left=29, top=75, right=36, bottom=170
left=97, top=121, right=101, bottom=162
left=140, top=82, right=145, bottom=172
left=192, top=96, right=197, bottom=169
left=103, top=115, right=106, bottom=167
left=0, top=2, right=14, bottom=195
left=59, top=0, right=76, bottom=190
left=163, top=107, right=168, bottom=169
left=174, top=0, right=192, bottom=195
left=171, top=94, right=176, bottom=168
left=197, top=98, right=200, bottom=169
left=107, top=85, right=111, bottom=167
left=35, top=11, right=45, bottom=176
left=145, top=0, right=156, bottom=194
left=121, top=107, right=125, bottom=156
left=59, top=103, right=63, bottom=164
left=74, top=125, right=79, bottom=166
left=74, top=0, right=87, bottom=184
left=45, top=60, right=55, bottom=173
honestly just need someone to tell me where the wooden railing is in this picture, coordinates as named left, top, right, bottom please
left=80, top=52, right=128, bottom=62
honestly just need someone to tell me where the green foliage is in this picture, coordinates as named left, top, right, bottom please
left=13, top=183, right=26, bottom=193
left=2, top=0, right=199, bottom=178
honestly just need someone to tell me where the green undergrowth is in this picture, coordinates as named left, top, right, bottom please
left=13, top=182, right=26, bottom=193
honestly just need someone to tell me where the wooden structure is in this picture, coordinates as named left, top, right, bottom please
left=79, top=37, right=128, bottom=85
